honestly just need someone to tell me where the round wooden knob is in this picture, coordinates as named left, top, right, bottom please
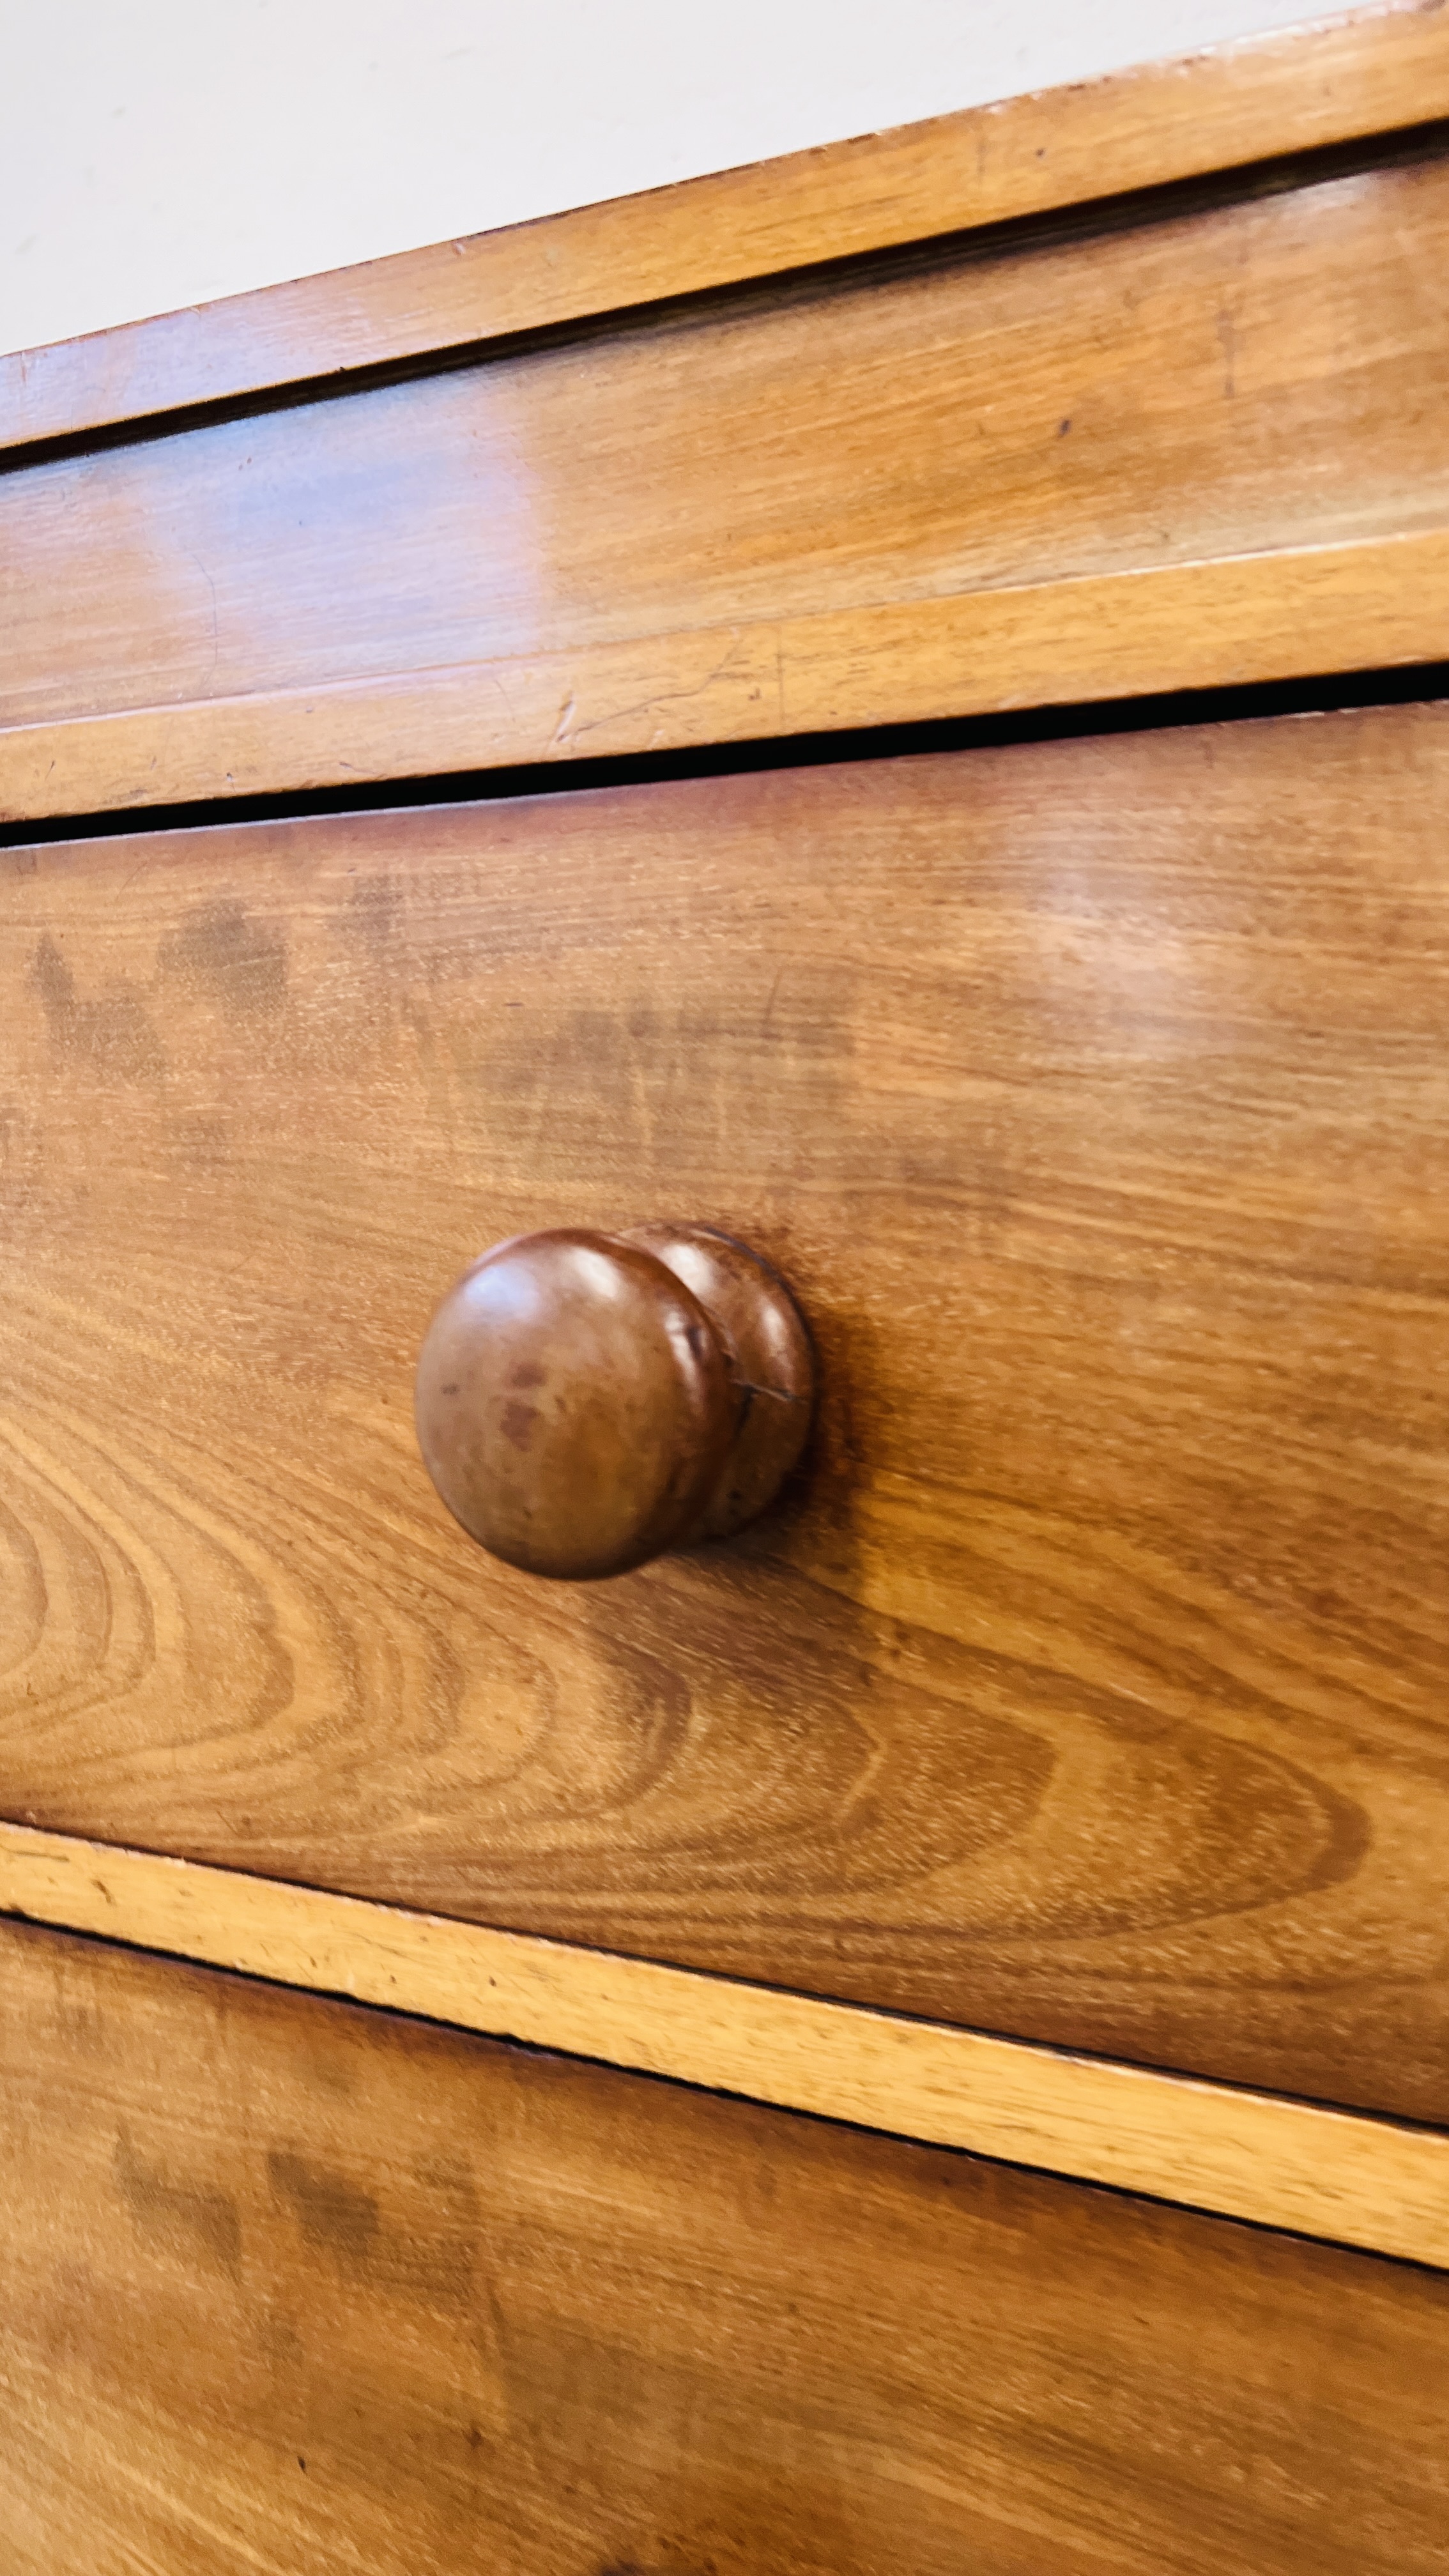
left=415, top=1223, right=814, bottom=1580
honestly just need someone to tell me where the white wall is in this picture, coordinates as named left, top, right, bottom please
left=4, top=0, right=1324, bottom=358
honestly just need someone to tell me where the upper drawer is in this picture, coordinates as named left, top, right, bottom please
left=4, top=136, right=1449, bottom=816
left=3, top=695, right=1448, bottom=2124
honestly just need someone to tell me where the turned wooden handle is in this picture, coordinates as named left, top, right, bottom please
left=414, top=1223, right=814, bottom=1580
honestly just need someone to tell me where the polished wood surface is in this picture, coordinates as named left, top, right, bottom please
left=415, top=1224, right=812, bottom=1578
left=4, top=1917, right=1447, bottom=2576
left=3, top=3, right=1446, bottom=449
left=4, top=1822, right=1447, bottom=2269
left=8, top=528, right=1449, bottom=824
left=4, top=703, right=1449, bottom=2119
left=6, top=141, right=1449, bottom=815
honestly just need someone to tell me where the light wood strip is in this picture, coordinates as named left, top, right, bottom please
left=4, top=528, right=1446, bottom=823
left=1, top=1819, right=1445, bottom=2269
left=3, top=4, right=1446, bottom=451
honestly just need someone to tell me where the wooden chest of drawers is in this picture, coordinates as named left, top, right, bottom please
left=3, top=9, right=1449, bottom=2570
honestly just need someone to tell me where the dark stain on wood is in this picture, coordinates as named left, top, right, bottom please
left=112, top=2125, right=241, bottom=2276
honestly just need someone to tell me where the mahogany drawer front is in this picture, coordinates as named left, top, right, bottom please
left=3, top=1919, right=1445, bottom=2576
left=4, top=138, right=1449, bottom=755
left=4, top=698, right=1449, bottom=2124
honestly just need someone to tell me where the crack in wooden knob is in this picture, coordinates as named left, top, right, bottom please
left=414, top=1223, right=815, bottom=1581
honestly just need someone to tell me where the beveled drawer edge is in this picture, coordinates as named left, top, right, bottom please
left=7, top=526, right=1448, bottom=827
left=2, top=3, right=1445, bottom=453
left=2, top=1819, right=1445, bottom=2271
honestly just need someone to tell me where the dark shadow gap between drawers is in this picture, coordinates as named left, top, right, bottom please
left=5, top=657, right=1448, bottom=848
left=3, top=118, right=1448, bottom=479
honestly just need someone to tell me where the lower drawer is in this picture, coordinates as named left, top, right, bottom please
left=3, top=1920, right=1445, bottom=2575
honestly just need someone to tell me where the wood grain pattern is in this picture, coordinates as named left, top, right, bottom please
left=3, top=3, right=1448, bottom=448
left=6, top=143, right=1449, bottom=815
left=3, top=1821, right=1448, bottom=2268
left=6, top=530, right=1449, bottom=824
left=4, top=704, right=1449, bottom=2119
left=4, top=1917, right=1448, bottom=2576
